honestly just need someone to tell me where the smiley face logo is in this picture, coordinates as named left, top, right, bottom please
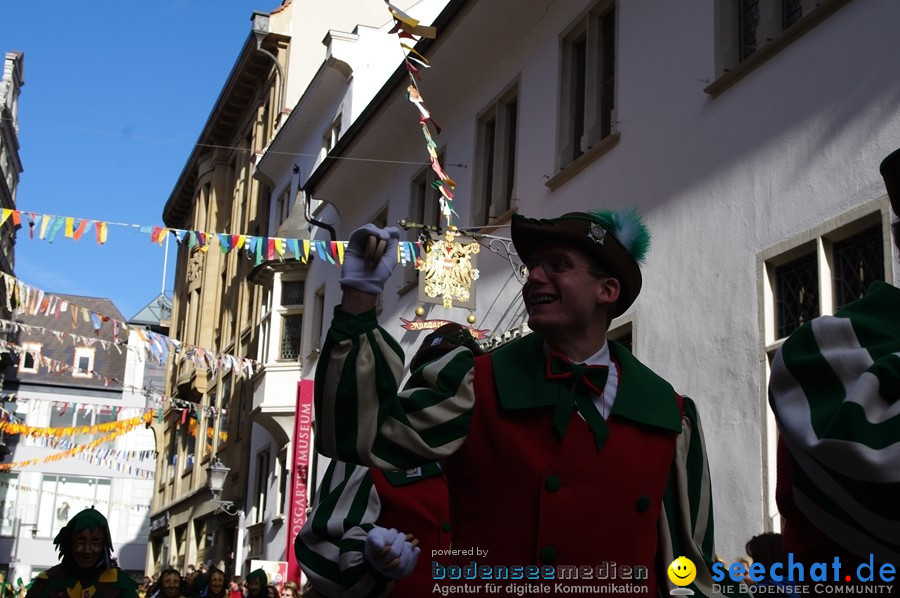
left=667, top=556, right=697, bottom=587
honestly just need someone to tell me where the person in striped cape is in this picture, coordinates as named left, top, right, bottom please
left=316, top=211, right=736, bottom=597
left=296, top=323, right=482, bottom=597
left=769, top=147, right=900, bottom=572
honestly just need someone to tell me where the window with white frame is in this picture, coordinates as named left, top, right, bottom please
left=72, top=346, right=95, bottom=378
left=558, top=1, right=616, bottom=171
left=18, top=342, right=41, bottom=374
left=474, top=84, right=518, bottom=227
left=760, top=207, right=890, bottom=530
left=36, top=475, right=110, bottom=538
left=279, top=278, right=304, bottom=360
left=710, top=0, right=851, bottom=85
left=406, top=159, right=444, bottom=287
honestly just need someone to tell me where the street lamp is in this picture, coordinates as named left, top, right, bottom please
left=207, top=459, right=239, bottom=516
left=250, top=11, right=286, bottom=116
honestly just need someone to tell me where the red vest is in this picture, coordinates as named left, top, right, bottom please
left=371, top=465, right=451, bottom=597
left=439, top=353, right=682, bottom=597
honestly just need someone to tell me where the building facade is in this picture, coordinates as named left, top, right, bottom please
left=0, top=51, right=24, bottom=390
left=286, top=0, right=900, bottom=560
left=0, top=295, right=156, bottom=584
left=154, top=0, right=423, bottom=580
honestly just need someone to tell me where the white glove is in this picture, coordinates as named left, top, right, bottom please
left=363, top=526, right=420, bottom=580
left=339, top=224, right=401, bottom=294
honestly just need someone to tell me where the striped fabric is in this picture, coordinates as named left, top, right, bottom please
left=769, top=281, right=900, bottom=561
left=295, top=460, right=390, bottom=598
left=315, top=307, right=474, bottom=470
left=316, top=306, right=737, bottom=597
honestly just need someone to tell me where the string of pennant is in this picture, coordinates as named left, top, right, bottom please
left=2, top=271, right=260, bottom=379
left=1, top=384, right=230, bottom=424
left=385, top=0, right=458, bottom=227
left=0, top=411, right=152, bottom=438
left=0, top=478, right=153, bottom=511
left=1, top=338, right=122, bottom=387
left=0, top=318, right=130, bottom=355
left=0, top=412, right=153, bottom=471
left=0, top=208, right=427, bottom=267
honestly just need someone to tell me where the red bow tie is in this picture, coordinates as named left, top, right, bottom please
left=545, top=351, right=610, bottom=450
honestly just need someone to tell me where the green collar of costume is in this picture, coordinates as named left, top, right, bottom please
left=491, top=332, right=681, bottom=433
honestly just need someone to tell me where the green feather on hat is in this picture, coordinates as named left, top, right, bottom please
left=587, top=208, right=651, bottom=264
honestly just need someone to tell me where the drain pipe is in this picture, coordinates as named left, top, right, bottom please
left=294, top=165, right=336, bottom=243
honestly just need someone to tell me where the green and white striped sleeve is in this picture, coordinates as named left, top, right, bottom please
left=658, top=397, right=742, bottom=597
left=315, top=306, right=476, bottom=469
left=296, top=460, right=393, bottom=598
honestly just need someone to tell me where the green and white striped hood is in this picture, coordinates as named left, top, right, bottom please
left=769, top=280, right=900, bottom=561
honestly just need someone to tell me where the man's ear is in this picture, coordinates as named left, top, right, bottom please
left=596, top=277, right=621, bottom=306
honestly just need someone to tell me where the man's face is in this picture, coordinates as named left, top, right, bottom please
left=247, top=578, right=262, bottom=595
left=522, top=245, right=616, bottom=343
left=161, top=573, right=182, bottom=598
left=70, top=527, right=105, bottom=570
left=209, top=573, right=226, bottom=595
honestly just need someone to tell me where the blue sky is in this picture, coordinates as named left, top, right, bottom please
left=1, top=2, right=272, bottom=320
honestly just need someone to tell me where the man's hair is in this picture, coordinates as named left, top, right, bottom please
left=892, top=220, right=900, bottom=253
left=160, top=568, right=182, bottom=581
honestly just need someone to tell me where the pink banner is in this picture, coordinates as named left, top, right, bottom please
left=286, top=380, right=314, bottom=583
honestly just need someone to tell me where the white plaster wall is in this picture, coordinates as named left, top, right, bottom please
left=298, top=0, right=900, bottom=561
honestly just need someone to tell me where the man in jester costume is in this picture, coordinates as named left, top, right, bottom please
left=769, top=147, right=900, bottom=575
left=26, top=507, right=138, bottom=598
left=297, top=322, right=485, bottom=597
left=315, top=210, right=734, bottom=597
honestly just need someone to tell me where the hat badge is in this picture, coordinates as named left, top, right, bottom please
left=587, top=223, right=607, bottom=245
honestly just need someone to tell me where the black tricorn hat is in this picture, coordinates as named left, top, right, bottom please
left=511, top=210, right=650, bottom=318
left=880, top=147, right=900, bottom=216
left=410, top=322, right=485, bottom=371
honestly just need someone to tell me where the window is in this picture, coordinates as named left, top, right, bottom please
left=254, top=450, right=270, bottom=524
left=474, top=84, right=518, bottom=226
left=608, top=319, right=633, bottom=354
left=274, top=187, right=291, bottom=230
left=0, top=473, right=18, bottom=537
left=764, top=216, right=885, bottom=349
left=72, top=347, right=95, bottom=378
left=313, top=285, right=326, bottom=352
left=709, top=0, right=852, bottom=92
left=174, top=524, right=187, bottom=572
left=49, top=404, right=116, bottom=448
left=216, top=375, right=232, bottom=453
left=321, top=113, right=342, bottom=162
left=36, top=476, right=111, bottom=538
left=760, top=206, right=890, bottom=531
left=558, top=1, right=616, bottom=170
left=406, top=160, right=444, bottom=287
left=18, top=342, right=41, bottom=374
left=276, top=448, right=288, bottom=517
left=279, top=279, right=304, bottom=360
left=181, top=407, right=197, bottom=475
